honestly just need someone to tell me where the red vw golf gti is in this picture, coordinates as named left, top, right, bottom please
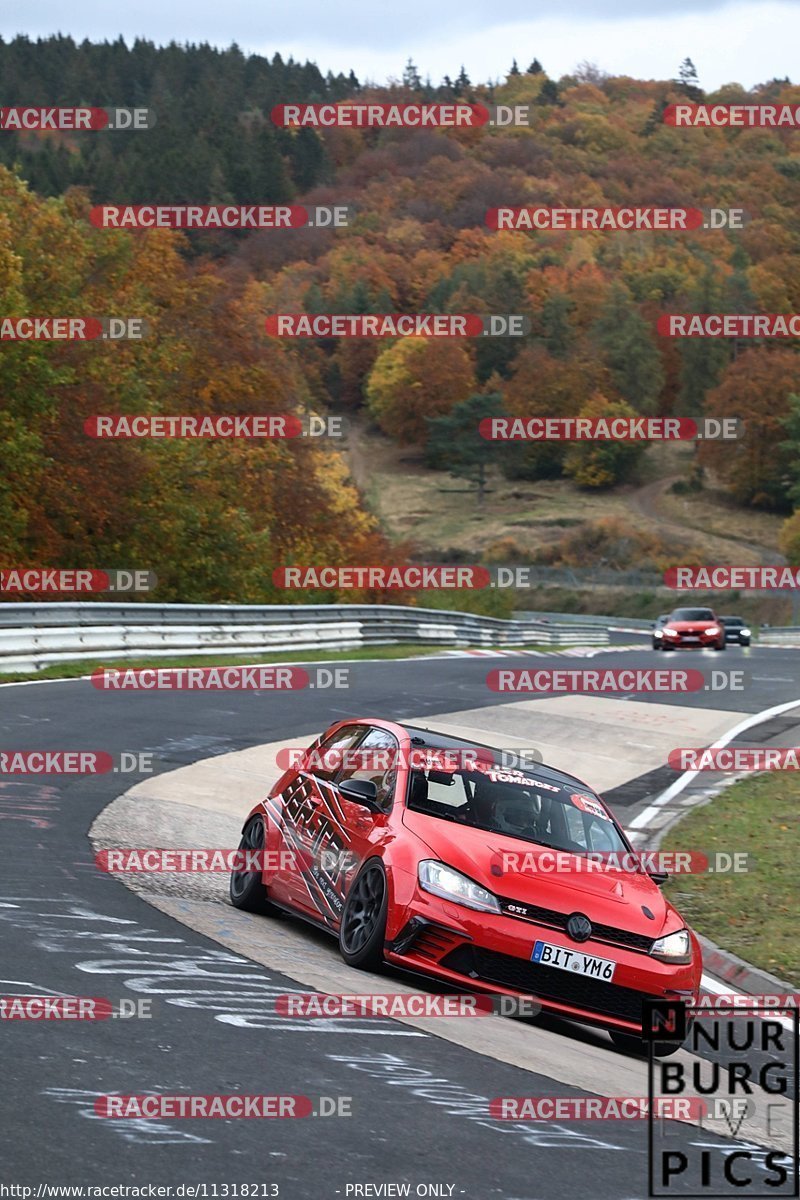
left=230, top=719, right=701, bottom=1054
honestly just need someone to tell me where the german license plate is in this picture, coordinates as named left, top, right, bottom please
left=532, top=940, right=616, bottom=982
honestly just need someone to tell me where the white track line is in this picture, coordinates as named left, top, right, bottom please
left=629, top=695, right=800, bottom=830
left=699, top=972, right=796, bottom=1031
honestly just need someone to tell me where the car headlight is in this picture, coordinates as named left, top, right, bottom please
left=651, top=929, right=692, bottom=964
left=705, top=625, right=720, bottom=636
left=740, top=627, right=751, bottom=637
left=664, top=627, right=679, bottom=637
left=418, top=860, right=501, bottom=913
left=654, top=629, right=664, bottom=638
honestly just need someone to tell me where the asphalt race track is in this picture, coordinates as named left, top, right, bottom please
left=1, top=641, right=798, bottom=1199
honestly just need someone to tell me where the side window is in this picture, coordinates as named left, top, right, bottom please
left=563, top=805, right=617, bottom=852
left=563, top=805, right=589, bottom=848
left=308, top=725, right=366, bottom=782
left=337, top=727, right=399, bottom=812
left=587, top=819, right=617, bottom=852
left=426, top=771, right=470, bottom=810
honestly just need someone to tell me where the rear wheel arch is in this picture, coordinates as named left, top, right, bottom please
left=229, top=813, right=281, bottom=915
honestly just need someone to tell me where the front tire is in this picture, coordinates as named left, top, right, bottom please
left=229, top=815, right=280, bottom=915
left=338, top=859, right=388, bottom=969
left=714, top=638, right=726, bottom=651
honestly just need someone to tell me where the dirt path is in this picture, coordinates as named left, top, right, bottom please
left=625, top=475, right=784, bottom=565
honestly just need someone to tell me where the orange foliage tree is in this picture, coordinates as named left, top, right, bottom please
left=365, top=339, right=476, bottom=444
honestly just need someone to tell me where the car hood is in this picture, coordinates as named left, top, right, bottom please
left=402, top=808, right=673, bottom=936
left=667, top=621, right=716, bottom=632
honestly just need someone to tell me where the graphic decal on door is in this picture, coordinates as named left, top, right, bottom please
left=264, top=774, right=358, bottom=925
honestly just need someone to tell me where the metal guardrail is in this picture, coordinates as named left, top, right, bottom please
left=517, top=610, right=653, bottom=633
left=0, top=603, right=610, bottom=673
left=757, top=627, right=800, bottom=645
left=521, top=612, right=800, bottom=640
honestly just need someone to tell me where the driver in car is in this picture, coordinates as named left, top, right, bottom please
left=473, top=779, right=545, bottom=839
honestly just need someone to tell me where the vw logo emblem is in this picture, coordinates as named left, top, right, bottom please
left=566, top=913, right=592, bottom=942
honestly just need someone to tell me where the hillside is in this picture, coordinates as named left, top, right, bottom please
left=1, top=38, right=800, bottom=607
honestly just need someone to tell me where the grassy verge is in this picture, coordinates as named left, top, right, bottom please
left=509, top=586, right=783, bottom=626
left=0, top=643, right=459, bottom=684
left=0, top=641, right=568, bottom=684
left=348, top=426, right=783, bottom=567
left=662, top=772, right=800, bottom=987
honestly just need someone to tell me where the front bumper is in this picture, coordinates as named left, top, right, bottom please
left=384, top=887, right=701, bottom=1035
left=662, top=632, right=721, bottom=649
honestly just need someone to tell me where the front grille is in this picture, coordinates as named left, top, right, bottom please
left=592, top=924, right=654, bottom=953
left=497, top=897, right=654, bottom=954
left=440, top=945, right=648, bottom=1025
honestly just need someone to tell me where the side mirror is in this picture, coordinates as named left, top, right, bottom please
left=338, top=778, right=380, bottom=812
left=648, top=870, right=669, bottom=886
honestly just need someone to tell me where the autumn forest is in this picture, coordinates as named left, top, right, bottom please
left=1, top=36, right=799, bottom=607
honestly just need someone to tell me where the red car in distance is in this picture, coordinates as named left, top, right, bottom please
left=230, top=718, right=702, bottom=1056
left=657, top=607, right=726, bottom=651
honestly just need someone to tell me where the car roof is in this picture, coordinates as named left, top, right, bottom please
left=397, top=723, right=591, bottom=791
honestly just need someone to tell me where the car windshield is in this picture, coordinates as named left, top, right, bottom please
left=671, top=608, right=715, bottom=621
left=406, top=762, right=628, bottom=854
left=721, top=617, right=742, bottom=626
